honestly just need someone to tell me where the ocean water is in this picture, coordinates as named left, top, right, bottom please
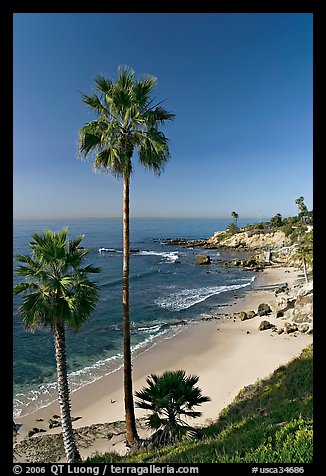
left=13, top=218, right=257, bottom=417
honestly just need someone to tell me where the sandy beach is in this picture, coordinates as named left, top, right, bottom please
left=14, top=264, right=313, bottom=462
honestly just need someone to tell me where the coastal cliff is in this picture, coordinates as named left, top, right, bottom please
left=207, top=229, right=287, bottom=250
left=165, top=220, right=312, bottom=275
left=165, top=228, right=289, bottom=252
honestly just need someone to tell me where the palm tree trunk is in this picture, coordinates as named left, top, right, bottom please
left=53, top=323, right=81, bottom=463
left=123, top=175, right=138, bottom=445
left=303, top=258, right=309, bottom=283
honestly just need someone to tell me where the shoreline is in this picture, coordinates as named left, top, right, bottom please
left=13, top=267, right=256, bottom=420
left=14, top=264, right=313, bottom=462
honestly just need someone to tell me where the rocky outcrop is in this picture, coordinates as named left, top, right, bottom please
left=207, top=229, right=287, bottom=251
left=48, top=415, right=61, bottom=429
left=283, top=322, right=299, bottom=334
left=291, top=283, right=313, bottom=324
left=271, top=280, right=313, bottom=334
left=164, top=238, right=207, bottom=247
left=280, top=282, right=312, bottom=322
left=14, top=418, right=149, bottom=463
left=270, top=295, right=296, bottom=314
left=254, top=278, right=313, bottom=335
left=257, top=303, right=272, bottom=316
left=195, top=254, right=211, bottom=265
left=238, top=311, right=248, bottom=321
left=259, top=320, right=275, bottom=331
left=28, top=428, right=46, bottom=438
left=221, top=255, right=267, bottom=271
left=234, top=311, right=255, bottom=321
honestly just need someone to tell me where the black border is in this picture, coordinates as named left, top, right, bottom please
left=5, top=1, right=321, bottom=473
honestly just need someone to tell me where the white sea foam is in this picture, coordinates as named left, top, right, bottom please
left=136, top=324, right=163, bottom=333
left=13, top=325, right=177, bottom=418
left=155, top=277, right=255, bottom=311
left=98, top=248, right=179, bottom=263
left=13, top=353, right=123, bottom=417
left=137, top=250, right=179, bottom=263
left=98, top=248, right=122, bottom=253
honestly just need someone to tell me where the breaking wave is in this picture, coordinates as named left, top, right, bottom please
left=155, top=277, right=255, bottom=311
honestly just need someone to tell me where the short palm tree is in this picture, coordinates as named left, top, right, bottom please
left=13, top=228, right=100, bottom=463
left=77, top=65, right=175, bottom=445
left=135, top=370, right=210, bottom=447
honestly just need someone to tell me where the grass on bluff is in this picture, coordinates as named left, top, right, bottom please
left=87, top=344, right=313, bottom=463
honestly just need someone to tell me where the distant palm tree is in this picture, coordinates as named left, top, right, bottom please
left=231, top=211, right=239, bottom=226
left=135, top=370, right=210, bottom=447
left=13, top=228, right=100, bottom=463
left=295, top=196, right=309, bottom=222
left=295, top=196, right=305, bottom=214
left=295, top=244, right=313, bottom=284
left=77, top=65, right=175, bottom=445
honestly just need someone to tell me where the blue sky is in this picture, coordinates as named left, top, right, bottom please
left=13, top=13, right=313, bottom=220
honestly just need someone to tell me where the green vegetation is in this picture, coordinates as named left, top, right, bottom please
left=78, top=66, right=175, bottom=445
left=87, top=345, right=313, bottom=463
left=213, top=231, right=233, bottom=243
left=227, top=223, right=240, bottom=235
left=270, top=213, right=283, bottom=228
left=240, top=197, right=313, bottom=244
left=243, top=215, right=312, bottom=245
left=135, top=370, right=210, bottom=447
left=13, top=228, right=100, bottom=463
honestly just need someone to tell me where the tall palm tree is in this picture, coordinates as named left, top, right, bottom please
left=135, top=370, right=210, bottom=447
left=13, top=228, right=100, bottom=462
left=77, top=65, right=174, bottom=445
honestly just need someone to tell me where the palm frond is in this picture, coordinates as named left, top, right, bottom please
left=117, top=65, right=135, bottom=90
left=81, top=264, right=101, bottom=274
left=112, top=88, right=132, bottom=110
left=94, top=74, right=113, bottom=95
left=132, top=76, right=157, bottom=107
left=144, top=107, right=175, bottom=125
left=93, top=148, right=132, bottom=177
left=137, top=130, right=170, bottom=174
left=14, top=262, right=40, bottom=277
left=13, top=228, right=100, bottom=333
left=80, top=92, right=108, bottom=116
left=13, top=282, right=32, bottom=295
left=78, top=126, right=103, bottom=159
left=19, top=290, right=53, bottom=330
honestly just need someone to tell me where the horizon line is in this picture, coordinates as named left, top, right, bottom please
left=13, top=216, right=272, bottom=222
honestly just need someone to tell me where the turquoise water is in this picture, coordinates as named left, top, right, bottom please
left=13, top=218, right=257, bottom=417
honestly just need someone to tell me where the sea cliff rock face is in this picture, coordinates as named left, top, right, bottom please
left=207, top=230, right=287, bottom=250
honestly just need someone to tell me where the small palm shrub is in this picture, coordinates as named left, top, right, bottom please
left=135, top=370, right=210, bottom=447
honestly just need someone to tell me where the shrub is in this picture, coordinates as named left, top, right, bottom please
left=135, top=370, right=210, bottom=447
